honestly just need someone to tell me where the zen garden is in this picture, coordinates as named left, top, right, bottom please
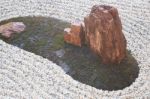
left=0, top=1, right=149, bottom=99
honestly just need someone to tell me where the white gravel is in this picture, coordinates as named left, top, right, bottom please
left=0, top=0, right=150, bottom=99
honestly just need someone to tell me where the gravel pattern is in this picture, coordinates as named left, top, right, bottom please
left=0, top=0, right=150, bottom=98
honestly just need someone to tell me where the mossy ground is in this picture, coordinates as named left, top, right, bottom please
left=0, top=17, right=139, bottom=90
left=50, top=33, right=65, bottom=50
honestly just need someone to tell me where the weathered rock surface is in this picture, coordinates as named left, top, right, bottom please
left=0, top=22, right=26, bottom=38
left=64, top=5, right=127, bottom=64
left=64, top=19, right=85, bottom=47
left=84, top=5, right=126, bottom=64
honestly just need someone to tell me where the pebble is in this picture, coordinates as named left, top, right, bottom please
left=54, top=49, right=65, bottom=58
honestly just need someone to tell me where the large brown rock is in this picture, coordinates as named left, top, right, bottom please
left=0, top=22, right=26, bottom=38
left=84, top=5, right=126, bottom=64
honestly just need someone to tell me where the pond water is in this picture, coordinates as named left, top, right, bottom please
left=0, top=16, right=139, bottom=91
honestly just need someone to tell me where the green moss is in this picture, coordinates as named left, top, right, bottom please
left=35, top=39, right=47, bottom=47
left=50, top=33, right=65, bottom=50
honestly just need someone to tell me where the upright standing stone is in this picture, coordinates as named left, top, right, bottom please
left=84, top=5, right=126, bottom=64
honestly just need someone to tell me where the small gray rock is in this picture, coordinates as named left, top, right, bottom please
left=54, top=49, right=65, bottom=58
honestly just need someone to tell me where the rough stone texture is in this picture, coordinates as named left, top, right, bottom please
left=64, top=20, right=84, bottom=47
left=0, top=22, right=26, bottom=38
left=0, top=0, right=150, bottom=99
left=84, top=5, right=126, bottom=64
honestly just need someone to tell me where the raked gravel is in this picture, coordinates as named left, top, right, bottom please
left=0, top=0, right=150, bottom=98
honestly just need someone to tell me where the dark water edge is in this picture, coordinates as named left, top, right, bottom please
left=0, top=16, right=139, bottom=91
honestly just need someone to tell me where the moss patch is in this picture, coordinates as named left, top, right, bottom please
left=50, top=33, right=65, bottom=50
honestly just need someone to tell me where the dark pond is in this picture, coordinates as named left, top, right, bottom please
left=0, top=16, right=139, bottom=91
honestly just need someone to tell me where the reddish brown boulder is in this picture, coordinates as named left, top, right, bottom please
left=64, top=19, right=85, bottom=47
left=0, top=22, right=26, bottom=38
left=84, top=5, right=126, bottom=64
